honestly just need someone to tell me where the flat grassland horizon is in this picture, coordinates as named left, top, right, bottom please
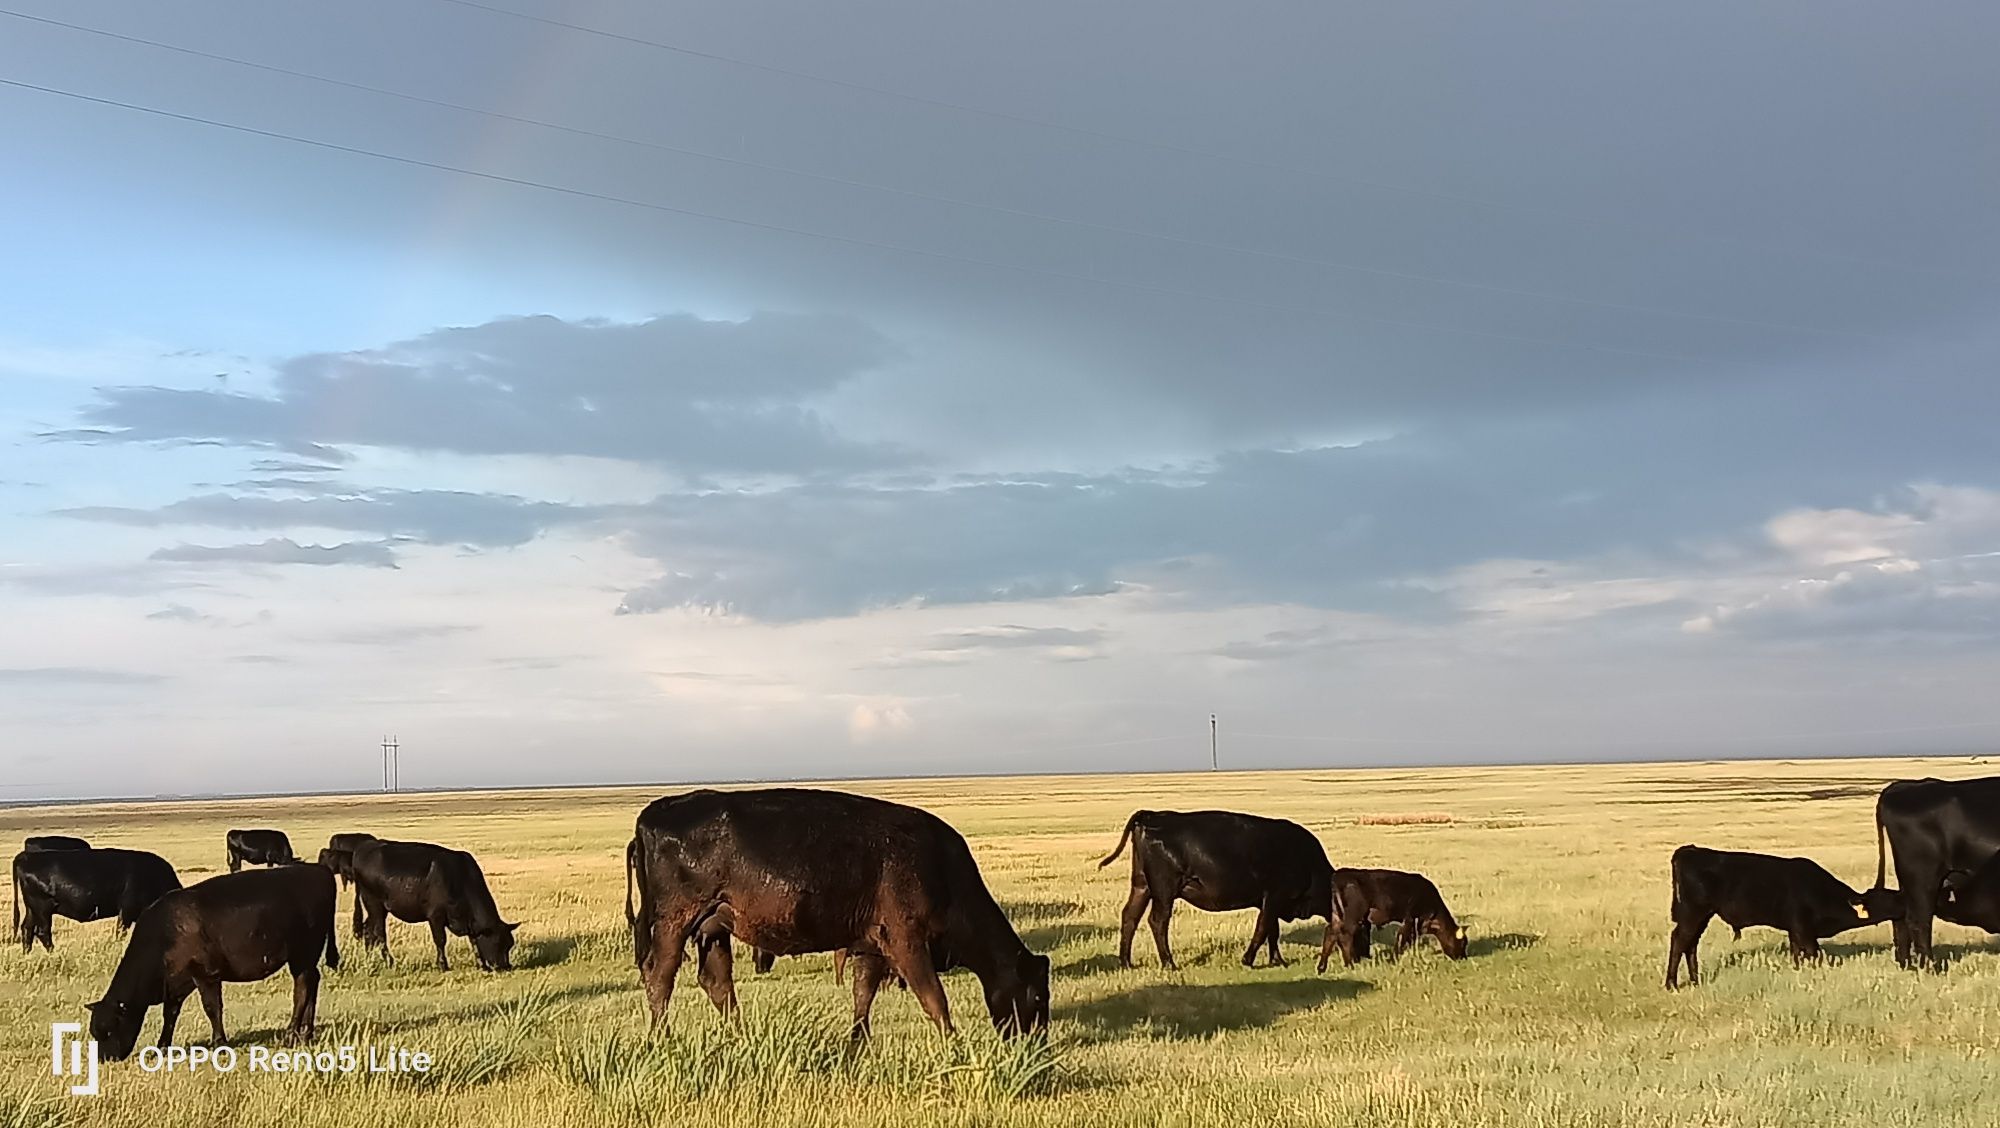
left=3, top=755, right=1997, bottom=1128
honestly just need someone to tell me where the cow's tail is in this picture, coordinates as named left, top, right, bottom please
left=1669, top=845, right=1687, bottom=920
left=9, top=856, right=19, bottom=944
left=1873, top=799, right=1890, bottom=891
left=1097, top=811, right=1148, bottom=868
left=624, top=837, right=638, bottom=927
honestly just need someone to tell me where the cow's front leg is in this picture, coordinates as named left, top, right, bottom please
left=158, top=979, right=193, bottom=1047
left=195, top=977, right=226, bottom=1044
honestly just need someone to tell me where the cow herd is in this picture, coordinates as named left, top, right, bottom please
left=10, top=772, right=2000, bottom=1069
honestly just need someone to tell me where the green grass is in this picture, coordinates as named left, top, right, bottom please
left=4, top=756, right=1998, bottom=1127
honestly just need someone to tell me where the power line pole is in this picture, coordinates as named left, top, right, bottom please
left=1210, top=713, right=1218, bottom=771
left=381, top=735, right=399, bottom=793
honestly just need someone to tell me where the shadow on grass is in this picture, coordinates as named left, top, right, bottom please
left=1055, top=953, right=1125, bottom=977
left=1469, top=931, right=1540, bottom=958
left=1020, top=922, right=1113, bottom=950
left=1064, top=976, right=1371, bottom=1041
left=333, top=979, right=629, bottom=1035
left=1003, top=898, right=1089, bottom=920
left=515, top=934, right=580, bottom=969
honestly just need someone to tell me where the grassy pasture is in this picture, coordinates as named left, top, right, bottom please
left=3, top=755, right=1998, bottom=1127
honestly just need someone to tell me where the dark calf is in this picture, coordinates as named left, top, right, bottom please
left=225, top=828, right=296, bottom=873
left=1665, top=844, right=1901, bottom=988
left=86, top=865, right=338, bottom=1061
left=352, top=839, right=518, bottom=971
left=1319, top=867, right=1467, bottom=970
left=24, top=835, right=90, bottom=852
left=630, top=788, right=1049, bottom=1039
left=13, top=848, right=181, bottom=952
left=1099, top=809, right=1338, bottom=970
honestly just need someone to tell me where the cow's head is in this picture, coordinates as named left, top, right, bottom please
left=985, top=950, right=1051, bottom=1037
left=473, top=921, right=520, bottom=971
left=1858, top=885, right=1906, bottom=924
left=1434, top=916, right=1470, bottom=960
left=86, top=997, right=145, bottom=1061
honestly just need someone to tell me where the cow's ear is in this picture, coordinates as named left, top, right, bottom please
left=504, top=920, right=522, bottom=933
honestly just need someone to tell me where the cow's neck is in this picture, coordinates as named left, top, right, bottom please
left=945, top=889, right=1030, bottom=978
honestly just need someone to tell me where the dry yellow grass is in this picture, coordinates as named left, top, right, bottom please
left=3, top=755, right=1997, bottom=1127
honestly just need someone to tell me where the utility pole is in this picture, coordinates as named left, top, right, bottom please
left=382, top=735, right=400, bottom=793
left=1210, top=713, right=1218, bottom=771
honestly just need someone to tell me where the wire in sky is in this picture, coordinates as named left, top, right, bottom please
left=429, top=0, right=1982, bottom=285
left=0, top=74, right=1754, bottom=368
left=0, top=8, right=1918, bottom=349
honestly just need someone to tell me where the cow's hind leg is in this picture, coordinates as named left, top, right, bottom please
left=846, top=952, right=894, bottom=1042
left=640, top=904, right=708, bottom=1030
left=288, top=966, right=320, bottom=1043
left=695, top=933, right=739, bottom=1016
left=1242, top=898, right=1282, bottom=967
left=752, top=947, right=776, bottom=975
left=1146, top=894, right=1178, bottom=971
left=1116, top=879, right=1148, bottom=968
left=1665, top=913, right=1710, bottom=989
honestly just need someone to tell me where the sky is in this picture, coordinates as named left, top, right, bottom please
left=2, top=1, right=1998, bottom=799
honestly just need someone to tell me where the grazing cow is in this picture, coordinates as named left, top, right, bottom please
left=629, top=788, right=1050, bottom=1039
left=1936, top=853, right=2000, bottom=933
left=1098, top=809, right=1339, bottom=970
left=327, top=832, right=377, bottom=854
left=24, top=835, right=91, bottom=852
left=352, top=839, right=518, bottom=971
left=12, top=848, right=181, bottom=952
left=1874, top=776, right=2000, bottom=968
left=86, top=865, right=338, bottom=1061
left=225, top=828, right=297, bottom=872
left=1319, top=867, right=1468, bottom=970
left=1665, top=844, right=1901, bottom=988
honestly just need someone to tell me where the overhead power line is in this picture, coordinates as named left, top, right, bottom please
left=2, top=74, right=1759, bottom=367
left=431, top=0, right=1980, bottom=284
left=0, top=7, right=1918, bottom=348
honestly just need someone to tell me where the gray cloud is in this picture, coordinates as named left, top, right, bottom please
left=146, top=603, right=222, bottom=624
left=60, top=484, right=599, bottom=548
left=150, top=537, right=401, bottom=568
left=54, top=312, right=908, bottom=475
left=0, top=667, right=169, bottom=686
left=324, top=623, right=479, bottom=645
left=929, top=625, right=1106, bottom=651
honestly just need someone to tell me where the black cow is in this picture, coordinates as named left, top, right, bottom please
left=1098, top=809, right=1339, bottom=970
left=1937, top=853, right=2000, bottom=933
left=317, top=848, right=355, bottom=883
left=86, top=865, right=338, bottom=1061
left=225, top=828, right=296, bottom=872
left=1665, top=844, right=1901, bottom=988
left=351, top=839, right=517, bottom=971
left=13, top=848, right=182, bottom=952
left=1874, top=776, right=2000, bottom=968
left=325, top=833, right=377, bottom=934
left=629, top=788, right=1049, bottom=1039
left=1320, top=867, right=1468, bottom=970
left=327, top=832, right=377, bottom=854
left=24, top=835, right=91, bottom=852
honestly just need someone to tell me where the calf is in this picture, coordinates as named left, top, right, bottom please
left=1665, top=844, right=1901, bottom=988
left=1319, top=867, right=1467, bottom=970
left=352, top=839, right=517, bottom=971
left=225, top=828, right=297, bottom=872
left=13, top=848, right=181, bottom=952
left=24, top=835, right=91, bottom=852
left=1099, top=809, right=1339, bottom=970
left=630, top=787, right=1049, bottom=1039
left=86, top=865, right=338, bottom=1061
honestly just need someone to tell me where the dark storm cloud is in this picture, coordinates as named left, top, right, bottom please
left=150, top=537, right=401, bottom=568
left=54, top=312, right=908, bottom=474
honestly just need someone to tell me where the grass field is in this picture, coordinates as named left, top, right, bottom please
left=4, top=756, right=1998, bottom=1128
